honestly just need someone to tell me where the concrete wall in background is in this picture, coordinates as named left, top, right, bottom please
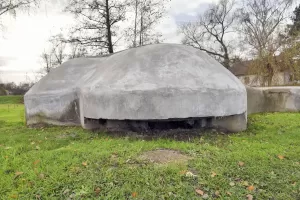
left=247, top=87, right=300, bottom=114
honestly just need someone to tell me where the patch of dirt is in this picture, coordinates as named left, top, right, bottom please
left=140, top=149, right=192, bottom=164
left=56, top=133, right=78, bottom=139
left=28, top=123, right=50, bottom=129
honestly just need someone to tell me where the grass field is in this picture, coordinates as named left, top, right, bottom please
left=0, top=95, right=23, bottom=104
left=0, top=96, right=299, bottom=199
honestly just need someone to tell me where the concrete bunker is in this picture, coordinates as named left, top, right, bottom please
left=25, top=44, right=247, bottom=133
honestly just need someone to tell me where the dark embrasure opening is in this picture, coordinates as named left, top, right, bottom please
left=84, top=117, right=214, bottom=132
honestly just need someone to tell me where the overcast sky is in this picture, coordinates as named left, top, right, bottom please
left=0, top=0, right=218, bottom=84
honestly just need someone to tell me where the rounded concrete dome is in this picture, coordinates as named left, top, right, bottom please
left=80, top=44, right=246, bottom=120
left=25, top=44, right=247, bottom=132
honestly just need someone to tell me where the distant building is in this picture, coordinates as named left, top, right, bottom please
left=229, top=60, right=292, bottom=87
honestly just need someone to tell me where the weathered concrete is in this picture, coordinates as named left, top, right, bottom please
left=247, top=86, right=300, bottom=114
left=25, top=44, right=247, bottom=132
left=212, top=113, right=247, bottom=133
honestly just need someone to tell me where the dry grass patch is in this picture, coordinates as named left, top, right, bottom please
left=140, top=149, right=192, bottom=164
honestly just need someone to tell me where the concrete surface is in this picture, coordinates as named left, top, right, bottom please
left=25, top=44, right=247, bottom=132
left=247, top=86, right=300, bottom=114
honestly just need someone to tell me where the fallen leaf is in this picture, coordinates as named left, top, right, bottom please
left=168, top=192, right=174, bottom=196
left=214, top=191, right=220, bottom=197
left=10, top=194, right=18, bottom=199
left=14, top=171, right=24, bottom=179
left=195, top=189, right=204, bottom=196
left=246, top=194, right=253, bottom=200
left=234, top=177, right=241, bottom=182
left=185, top=171, right=197, bottom=177
left=35, top=146, right=40, bottom=150
left=82, top=161, right=88, bottom=167
left=242, top=181, right=249, bottom=186
left=39, top=173, right=45, bottom=179
left=211, top=172, right=217, bottom=178
left=132, top=192, right=137, bottom=198
left=278, top=155, right=284, bottom=160
left=202, top=194, right=209, bottom=199
left=292, top=182, right=297, bottom=186
left=28, top=181, right=34, bottom=187
left=63, top=189, right=70, bottom=195
left=179, top=170, right=187, bottom=175
left=226, top=191, right=232, bottom=196
left=33, top=160, right=40, bottom=165
left=247, top=185, right=255, bottom=191
left=229, top=182, right=235, bottom=186
left=69, top=193, right=76, bottom=198
left=94, top=187, right=101, bottom=196
left=238, top=161, right=245, bottom=167
left=15, top=171, right=23, bottom=176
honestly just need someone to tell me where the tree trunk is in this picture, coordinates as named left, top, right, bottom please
left=267, top=63, right=273, bottom=86
left=105, top=0, right=114, bottom=54
left=139, top=7, right=143, bottom=46
left=223, top=55, right=230, bottom=69
left=222, top=46, right=230, bottom=68
left=133, top=0, right=138, bottom=47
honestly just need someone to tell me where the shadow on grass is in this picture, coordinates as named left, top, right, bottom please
left=89, top=129, right=233, bottom=148
left=0, top=120, right=6, bottom=128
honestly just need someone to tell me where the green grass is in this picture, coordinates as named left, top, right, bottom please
left=0, top=97, right=299, bottom=199
left=0, top=95, right=23, bottom=104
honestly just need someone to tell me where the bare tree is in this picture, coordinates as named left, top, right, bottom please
left=69, top=43, right=88, bottom=59
left=40, top=51, right=54, bottom=75
left=126, top=0, right=168, bottom=47
left=50, top=34, right=88, bottom=59
left=178, top=0, right=237, bottom=68
left=238, top=0, right=294, bottom=57
left=39, top=37, right=67, bottom=75
left=65, top=0, right=127, bottom=54
left=289, top=4, right=300, bottom=36
left=0, top=0, right=38, bottom=17
left=0, top=0, right=39, bottom=32
left=39, top=34, right=89, bottom=76
left=237, top=0, right=294, bottom=86
left=49, top=35, right=68, bottom=66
